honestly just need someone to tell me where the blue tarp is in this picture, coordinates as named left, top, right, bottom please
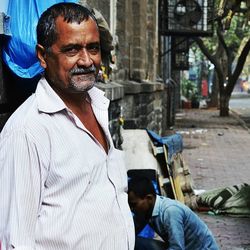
left=146, top=129, right=183, bottom=164
left=2, top=0, right=77, bottom=78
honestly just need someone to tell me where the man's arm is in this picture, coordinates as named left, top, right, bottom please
left=0, top=130, right=44, bottom=250
left=161, top=205, right=185, bottom=250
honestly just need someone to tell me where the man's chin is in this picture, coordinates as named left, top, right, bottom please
left=70, top=75, right=96, bottom=92
left=70, top=81, right=95, bottom=92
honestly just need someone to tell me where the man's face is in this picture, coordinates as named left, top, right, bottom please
left=38, top=16, right=101, bottom=94
left=128, top=191, right=153, bottom=220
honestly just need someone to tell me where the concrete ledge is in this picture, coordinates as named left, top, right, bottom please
left=117, top=80, right=165, bottom=95
left=119, top=81, right=141, bottom=94
left=141, top=80, right=165, bottom=92
left=96, top=80, right=166, bottom=100
left=140, top=81, right=156, bottom=93
left=155, top=82, right=165, bottom=91
left=96, top=81, right=124, bottom=101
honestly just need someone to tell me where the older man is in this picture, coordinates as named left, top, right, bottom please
left=0, top=3, right=134, bottom=249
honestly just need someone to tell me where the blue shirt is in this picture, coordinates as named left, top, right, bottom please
left=149, top=195, right=219, bottom=250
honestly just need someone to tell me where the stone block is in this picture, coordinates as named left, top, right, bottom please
left=96, top=81, right=124, bottom=101
left=124, top=118, right=139, bottom=129
left=133, top=47, right=145, bottom=58
left=139, top=115, right=148, bottom=128
left=146, top=102, right=154, bottom=113
left=140, top=82, right=156, bottom=93
left=121, top=81, right=141, bottom=94
left=131, top=69, right=146, bottom=82
left=139, top=92, right=154, bottom=103
left=139, top=104, right=147, bottom=115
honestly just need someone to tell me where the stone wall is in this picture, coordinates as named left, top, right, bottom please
left=97, top=80, right=168, bottom=148
left=120, top=81, right=167, bottom=134
left=130, top=0, right=147, bottom=80
left=85, top=0, right=110, bottom=22
left=114, top=0, right=132, bottom=81
left=84, top=0, right=170, bottom=143
left=146, top=0, right=159, bottom=82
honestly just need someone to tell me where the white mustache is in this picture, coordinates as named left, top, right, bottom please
left=70, top=65, right=96, bottom=75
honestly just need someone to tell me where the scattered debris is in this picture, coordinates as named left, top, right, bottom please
left=176, top=129, right=208, bottom=135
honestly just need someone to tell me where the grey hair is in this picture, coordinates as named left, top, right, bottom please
left=36, top=2, right=98, bottom=49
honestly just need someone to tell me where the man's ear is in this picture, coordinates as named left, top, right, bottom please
left=36, top=44, right=47, bottom=69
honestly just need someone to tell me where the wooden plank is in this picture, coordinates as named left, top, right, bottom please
left=171, top=153, right=185, bottom=203
left=163, top=145, right=178, bottom=200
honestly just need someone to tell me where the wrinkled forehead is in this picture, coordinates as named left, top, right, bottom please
left=53, top=16, right=100, bottom=43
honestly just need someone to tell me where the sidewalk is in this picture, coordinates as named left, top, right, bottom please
left=173, top=108, right=250, bottom=250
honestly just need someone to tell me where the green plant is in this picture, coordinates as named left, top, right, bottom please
left=181, top=78, right=198, bottom=100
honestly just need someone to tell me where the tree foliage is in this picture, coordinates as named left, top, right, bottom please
left=192, top=0, right=250, bottom=116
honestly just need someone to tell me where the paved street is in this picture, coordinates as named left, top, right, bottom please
left=230, top=95, right=250, bottom=128
left=173, top=107, right=250, bottom=250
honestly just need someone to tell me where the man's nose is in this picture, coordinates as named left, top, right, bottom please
left=77, top=48, right=93, bottom=67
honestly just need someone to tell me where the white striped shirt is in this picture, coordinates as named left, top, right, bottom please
left=0, top=78, right=135, bottom=250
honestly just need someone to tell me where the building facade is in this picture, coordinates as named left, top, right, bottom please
left=81, top=0, right=172, bottom=147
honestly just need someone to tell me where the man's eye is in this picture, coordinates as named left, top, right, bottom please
left=87, top=45, right=100, bottom=54
left=64, top=48, right=78, bottom=56
left=61, top=46, right=80, bottom=56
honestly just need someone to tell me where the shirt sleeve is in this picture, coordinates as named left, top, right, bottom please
left=161, top=205, right=185, bottom=250
left=0, top=130, right=45, bottom=250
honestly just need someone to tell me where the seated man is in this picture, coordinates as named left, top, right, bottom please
left=128, top=177, right=219, bottom=250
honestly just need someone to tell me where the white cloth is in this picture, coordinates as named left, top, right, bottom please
left=0, top=78, right=135, bottom=250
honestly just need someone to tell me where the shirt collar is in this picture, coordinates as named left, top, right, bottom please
left=88, top=85, right=110, bottom=110
left=37, top=78, right=66, bottom=113
left=152, top=195, right=161, bottom=217
left=36, top=78, right=110, bottom=113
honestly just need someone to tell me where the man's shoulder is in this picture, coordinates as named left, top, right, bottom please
left=1, top=94, right=40, bottom=136
left=158, top=196, right=184, bottom=211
